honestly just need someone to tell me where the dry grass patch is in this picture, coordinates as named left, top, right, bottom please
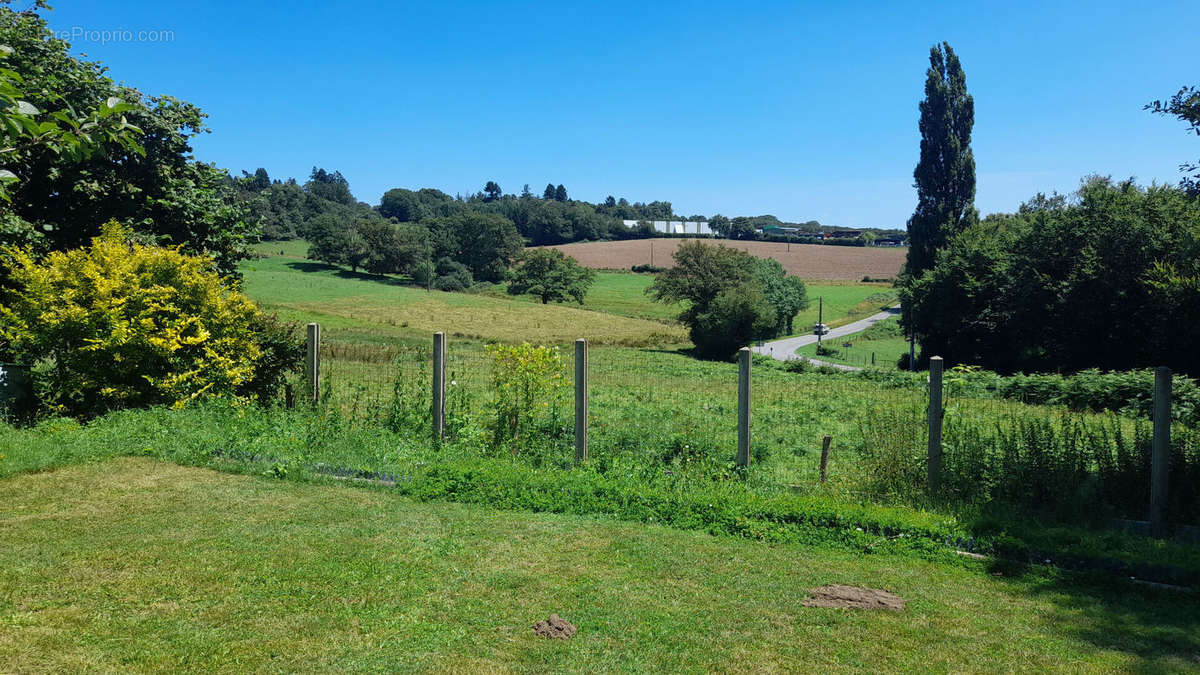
left=281, top=294, right=686, bottom=346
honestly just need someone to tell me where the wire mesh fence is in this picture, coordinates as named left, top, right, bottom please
left=303, top=329, right=1198, bottom=525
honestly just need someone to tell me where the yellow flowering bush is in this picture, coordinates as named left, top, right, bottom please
left=486, top=342, right=567, bottom=452
left=0, top=222, right=297, bottom=417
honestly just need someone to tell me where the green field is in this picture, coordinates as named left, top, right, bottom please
left=791, top=283, right=897, bottom=335
left=246, top=242, right=896, bottom=339
left=2, top=457, right=1196, bottom=672
left=797, top=316, right=913, bottom=369
left=239, top=253, right=686, bottom=347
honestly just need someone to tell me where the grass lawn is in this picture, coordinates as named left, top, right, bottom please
left=2, top=457, right=1197, bottom=672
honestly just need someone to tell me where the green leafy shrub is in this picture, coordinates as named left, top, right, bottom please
left=631, top=263, right=666, bottom=274
left=0, top=223, right=300, bottom=417
left=485, top=343, right=568, bottom=456
left=815, top=344, right=840, bottom=357
left=431, top=257, right=472, bottom=292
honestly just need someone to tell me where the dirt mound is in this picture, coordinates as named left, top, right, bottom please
left=532, top=614, right=577, bottom=639
left=802, top=585, right=906, bottom=611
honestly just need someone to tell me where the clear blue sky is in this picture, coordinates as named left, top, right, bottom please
left=42, top=1, right=1199, bottom=229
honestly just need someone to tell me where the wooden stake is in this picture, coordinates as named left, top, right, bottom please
left=432, top=332, right=446, bottom=441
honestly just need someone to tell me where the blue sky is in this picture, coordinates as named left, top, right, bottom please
left=42, top=1, right=1199, bottom=229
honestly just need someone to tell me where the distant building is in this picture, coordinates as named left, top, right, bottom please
left=762, top=225, right=823, bottom=241
left=622, top=220, right=714, bottom=236
left=825, top=229, right=863, bottom=240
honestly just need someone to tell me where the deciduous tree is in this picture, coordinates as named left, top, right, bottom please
left=506, top=248, right=595, bottom=304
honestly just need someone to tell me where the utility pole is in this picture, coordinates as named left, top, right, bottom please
left=817, top=296, right=823, bottom=347
left=650, top=240, right=654, bottom=267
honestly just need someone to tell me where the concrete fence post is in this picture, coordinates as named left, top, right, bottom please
left=819, top=435, right=832, bottom=483
left=927, top=356, right=944, bottom=496
left=1151, top=366, right=1172, bottom=538
left=305, top=322, right=321, bottom=404
left=574, top=339, right=588, bottom=464
left=432, top=332, right=446, bottom=441
left=737, top=347, right=752, bottom=468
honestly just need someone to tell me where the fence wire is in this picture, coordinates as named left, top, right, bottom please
left=308, top=335, right=1198, bottom=524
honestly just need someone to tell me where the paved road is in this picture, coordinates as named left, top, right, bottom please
left=752, top=305, right=902, bottom=370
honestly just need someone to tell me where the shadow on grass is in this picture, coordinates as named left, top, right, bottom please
left=992, top=561, right=1200, bottom=668
left=284, top=261, right=413, bottom=288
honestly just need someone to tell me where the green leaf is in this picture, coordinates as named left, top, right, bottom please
left=15, top=100, right=38, bottom=115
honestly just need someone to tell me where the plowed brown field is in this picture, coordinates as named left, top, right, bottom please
left=539, top=239, right=906, bottom=280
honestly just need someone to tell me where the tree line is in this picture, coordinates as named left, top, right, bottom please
left=902, top=42, right=1200, bottom=376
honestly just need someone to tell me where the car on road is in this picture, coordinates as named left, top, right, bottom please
left=813, top=323, right=830, bottom=335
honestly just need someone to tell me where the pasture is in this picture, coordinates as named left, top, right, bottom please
left=2, top=241, right=1197, bottom=672
left=540, top=239, right=907, bottom=280
left=239, top=253, right=687, bottom=347
left=244, top=243, right=896, bottom=339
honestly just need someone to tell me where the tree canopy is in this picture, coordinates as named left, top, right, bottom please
left=0, top=5, right=256, bottom=275
left=905, top=42, right=976, bottom=279
left=1147, top=85, right=1200, bottom=195
left=648, top=241, right=806, bottom=359
left=506, top=248, right=596, bottom=304
left=904, top=178, right=1200, bottom=375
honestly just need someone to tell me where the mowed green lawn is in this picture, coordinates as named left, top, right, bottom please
left=2, top=458, right=1196, bottom=672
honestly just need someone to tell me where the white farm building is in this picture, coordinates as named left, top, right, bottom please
left=622, top=220, right=715, bottom=235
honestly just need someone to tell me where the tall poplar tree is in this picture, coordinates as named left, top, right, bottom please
left=905, top=42, right=976, bottom=278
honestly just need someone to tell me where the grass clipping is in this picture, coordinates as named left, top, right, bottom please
left=802, top=585, right=906, bottom=611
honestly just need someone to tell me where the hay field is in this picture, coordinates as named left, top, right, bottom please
left=541, top=239, right=906, bottom=280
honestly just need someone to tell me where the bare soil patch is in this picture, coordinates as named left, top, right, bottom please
left=532, top=614, right=577, bottom=639
left=540, top=239, right=906, bottom=280
left=802, top=585, right=906, bottom=611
